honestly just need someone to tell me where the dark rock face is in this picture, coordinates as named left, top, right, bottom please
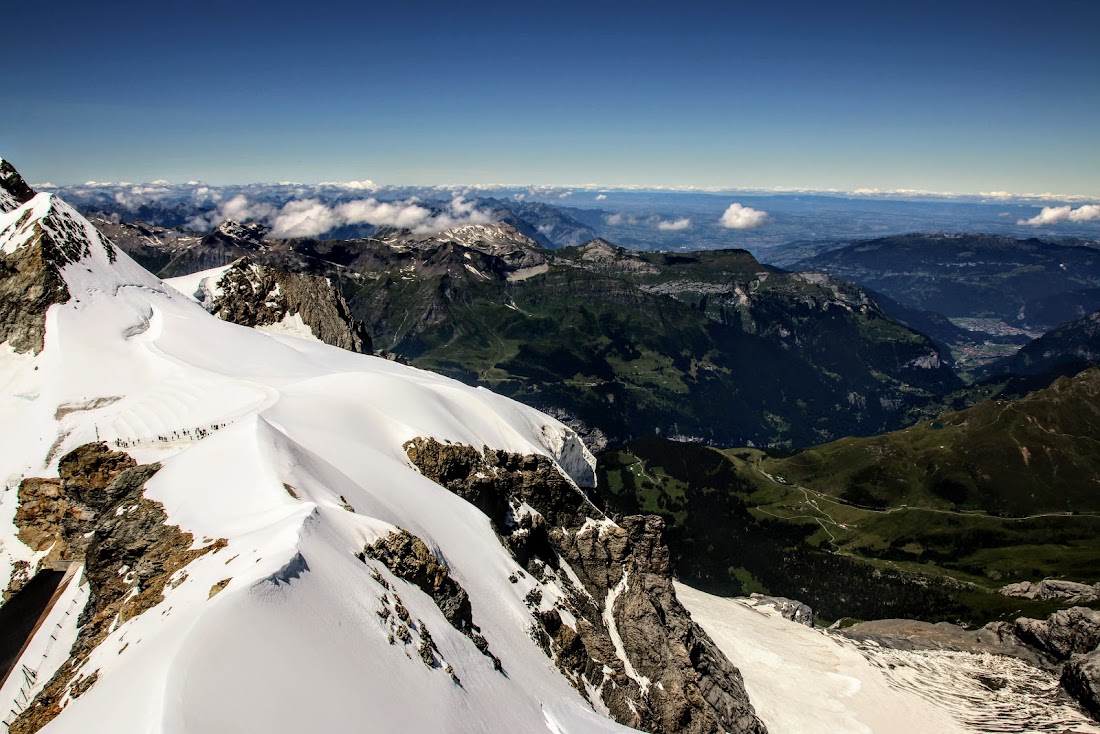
left=0, top=163, right=119, bottom=354
left=363, top=530, right=473, bottom=632
left=9, top=444, right=226, bottom=734
left=361, top=529, right=500, bottom=670
left=0, top=178, right=76, bottom=353
left=1063, top=650, right=1100, bottom=720
left=404, top=437, right=766, bottom=734
left=0, top=159, right=36, bottom=211
left=90, top=219, right=202, bottom=275
left=206, top=257, right=372, bottom=353
left=1012, top=608, right=1100, bottom=661
left=206, top=220, right=267, bottom=249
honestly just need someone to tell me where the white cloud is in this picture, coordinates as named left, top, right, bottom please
left=718, top=203, right=769, bottom=229
left=1018, top=204, right=1100, bottom=226
left=189, top=194, right=492, bottom=237
left=449, top=196, right=478, bottom=216
left=187, top=194, right=278, bottom=231
left=318, top=179, right=378, bottom=191
left=595, top=194, right=607, bottom=201
left=657, top=217, right=692, bottom=231
left=604, top=213, right=635, bottom=226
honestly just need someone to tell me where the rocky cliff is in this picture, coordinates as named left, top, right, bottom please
left=0, top=166, right=122, bottom=353
left=404, top=437, right=766, bottom=734
left=9, top=443, right=226, bottom=733
left=179, top=256, right=372, bottom=353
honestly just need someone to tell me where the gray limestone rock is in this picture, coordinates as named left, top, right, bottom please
left=1062, top=649, right=1100, bottom=720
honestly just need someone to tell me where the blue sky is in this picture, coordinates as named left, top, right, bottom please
left=3, top=0, right=1098, bottom=194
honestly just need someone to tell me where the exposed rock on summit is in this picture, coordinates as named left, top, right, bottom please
left=0, top=158, right=36, bottom=212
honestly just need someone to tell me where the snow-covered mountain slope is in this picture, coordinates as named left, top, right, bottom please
left=677, top=584, right=1100, bottom=734
left=0, top=165, right=764, bottom=734
left=161, top=262, right=231, bottom=310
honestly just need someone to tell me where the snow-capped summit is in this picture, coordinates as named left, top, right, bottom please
left=0, top=159, right=765, bottom=734
left=0, top=180, right=167, bottom=353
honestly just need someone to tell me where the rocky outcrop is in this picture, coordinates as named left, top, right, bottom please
left=206, top=257, right=371, bottom=353
left=9, top=444, right=226, bottom=734
left=842, top=611, right=1100, bottom=722
left=1008, top=607, right=1100, bottom=662
left=1000, top=578, right=1100, bottom=603
left=749, top=594, right=814, bottom=626
left=361, top=529, right=499, bottom=671
left=364, top=530, right=472, bottom=629
left=404, top=437, right=766, bottom=734
left=11, top=443, right=138, bottom=586
left=1063, top=650, right=1100, bottom=720
left=979, top=607, right=1100, bottom=722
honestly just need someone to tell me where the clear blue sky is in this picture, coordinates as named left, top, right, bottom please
left=3, top=0, right=1098, bottom=194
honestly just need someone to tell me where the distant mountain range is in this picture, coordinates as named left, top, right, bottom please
left=791, top=233, right=1100, bottom=331
left=53, top=177, right=1100, bottom=255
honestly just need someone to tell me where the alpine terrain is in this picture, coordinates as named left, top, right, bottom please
left=3, top=156, right=1100, bottom=734
left=0, top=159, right=768, bottom=733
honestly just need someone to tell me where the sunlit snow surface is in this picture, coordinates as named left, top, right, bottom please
left=0, top=202, right=625, bottom=732
left=676, top=584, right=1100, bottom=734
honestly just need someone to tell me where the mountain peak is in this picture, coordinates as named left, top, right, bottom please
left=0, top=192, right=114, bottom=265
left=0, top=188, right=163, bottom=353
left=0, top=158, right=37, bottom=213
left=208, top=219, right=268, bottom=248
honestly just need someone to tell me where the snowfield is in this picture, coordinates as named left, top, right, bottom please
left=1, top=193, right=631, bottom=733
